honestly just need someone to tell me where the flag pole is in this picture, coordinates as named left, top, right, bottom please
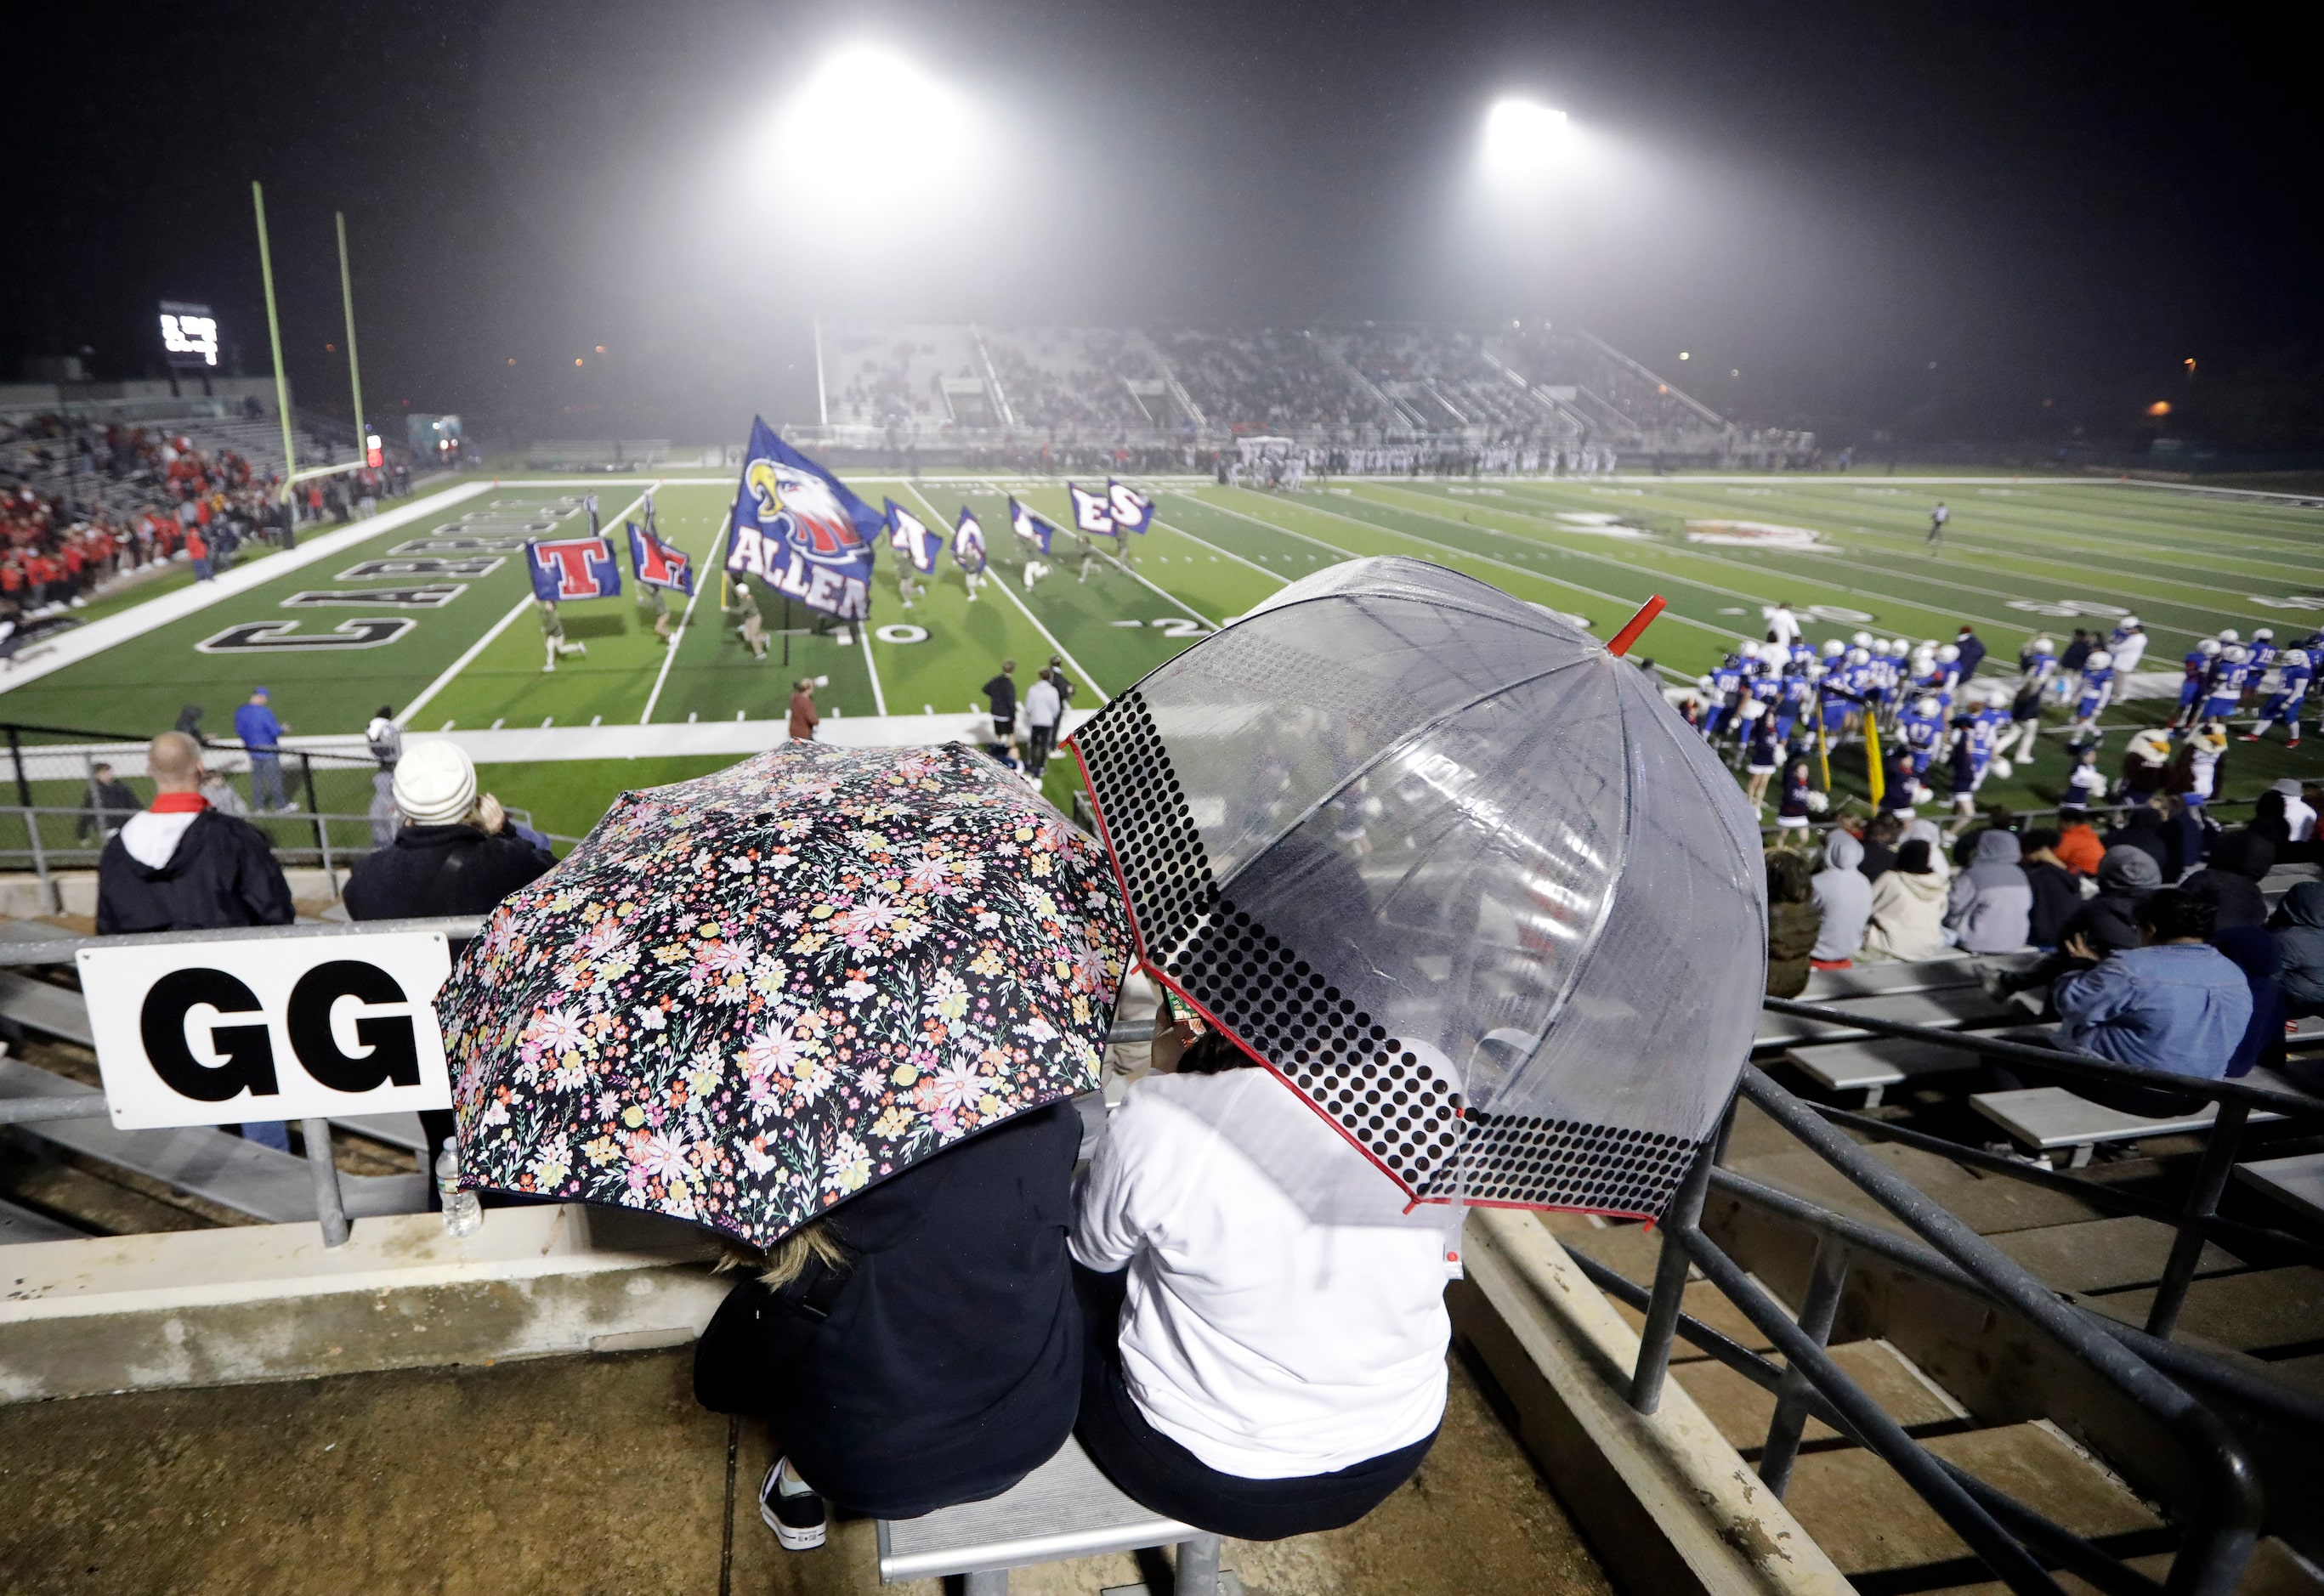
left=252, top=182, right=298, bottom=507
left=335, top=211, right=366, bottom=465
left=1864, top=716, right=1886, bottom=807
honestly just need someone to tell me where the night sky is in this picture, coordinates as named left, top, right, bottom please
left=12, top=0, right=2311, bottom=448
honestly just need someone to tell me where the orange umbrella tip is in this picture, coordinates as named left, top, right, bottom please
left=1607, top=596, right=1666, bottom=657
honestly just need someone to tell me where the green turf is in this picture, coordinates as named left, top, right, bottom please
left=4, top=469, right=2318, bottom=839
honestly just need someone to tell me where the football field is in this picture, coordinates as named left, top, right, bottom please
left=1, top=469, right=2317, bottom=839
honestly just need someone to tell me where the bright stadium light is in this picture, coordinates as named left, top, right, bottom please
left=1482, top=99, right=1573, bottom=178
left=768, top=43, right=984, bottom=210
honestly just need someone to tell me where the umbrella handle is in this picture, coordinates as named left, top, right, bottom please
left=1607, top=595, right=1666, bottom=658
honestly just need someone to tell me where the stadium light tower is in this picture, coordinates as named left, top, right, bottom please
left=1481, top=98, right=1573, bottom=179
left=769, top=43, right=984, bottom=212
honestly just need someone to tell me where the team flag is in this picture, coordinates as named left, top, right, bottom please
left=1108, top=479, right=1155, bottom=534
left=953, top=508, right=988, bottom=573
left=884, top=498, right=942, bottom=575
left=627, top=518, right=695, bottom=595
left=724, top=416, right=879, bottom=620
left=528, top=535, right=622, bottom=602
left=1067, top=483, right=1118, bottom=540
left=1009, top=495, right=1057, bottom=555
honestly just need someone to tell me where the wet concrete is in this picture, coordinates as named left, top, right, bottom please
left=0, top=1346, right=1613, bottom=1596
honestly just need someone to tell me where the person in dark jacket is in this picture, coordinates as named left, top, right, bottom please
left=344, top=739, right=555, bottom=1198
left=1857, top=812, right=1903, bottom=884
left=97, top=733, right=294, bottom=936
left=982, top=659, right=1018, bottom=742
left=342, top=741, right=554, bottom=921
left=2100, top=804, right=2173, bottom=879
left=75, top=762, right=143, bottom=842
left=2271, top=881, right=2324, bottom=1018
left=1953, top=625, right=1986, bottom=682
left=2180, top=829, right=2274, bottom=931
left=1992, top=845, right=2162, bottom=1000
left=1764, top=849, right=1822, bottom=998
left=2212, top=925, right=2286, bottom=1078
left=694, top=1101, right=1084, bottom=1549
left=96, top=732, right=296, bottom=1151
left=2018, top=831, right=2083, bottom=950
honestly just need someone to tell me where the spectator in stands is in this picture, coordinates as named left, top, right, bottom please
left=2052, top=890, right=2249, bottom=1092
left=343, top=742, right=553, bottom=922
left=2269, top=883, right=2324, bottom=1019
left=1857, top=812, right=1904, bottom=883
left=2100, top=802, right=2173, bottom=879
left=2055, top=808, right=2106, bottom=877
left=2017, top=831, right=2083, bottom=951
left=97, top=732, right=294, bottom=1147
left=695, top=1099, right=1085, bottom=1549
left=234, top=686, right=291, bottom=813
left=1861, top=840, right=1950, bottom=962
left=1764, top=850, right=1821, bottom=997
left=74, top=762, right=141, bottom=843
left=789, top=679, right=819, bottom=742
left=2213, top=924, right=2287, bottom=1078
left=1809, top=830, right=1873, bottom=971
left=1070, top=1002, right=1446, bottom=1540
left=2180, top=829, right=2274, bottom=931
left=1944, top=829, right=2032, bottom=954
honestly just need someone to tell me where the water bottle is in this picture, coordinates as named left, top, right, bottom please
left=437, top=1144, right=483, bottom=1238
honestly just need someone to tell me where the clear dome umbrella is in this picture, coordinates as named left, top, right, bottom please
left=1067, top=557, right=1766, bottom=1220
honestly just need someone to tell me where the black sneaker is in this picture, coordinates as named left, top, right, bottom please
left=759, top=1459, right=827, bottom=1551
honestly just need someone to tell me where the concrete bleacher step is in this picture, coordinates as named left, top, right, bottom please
left=1775, top=1422, right=2164, bottom=1586
left=0, top=1194, right=85, bottom=1244
left=1982, top=1214, right=2242, bottom=1296
left=0, top=1058, right=426, bottom=1223
left=1671, top=1338, right=1964, bottom=1453
left=2083, top=1267, right=2324, bottom=1355
left=1726, top=1145, right=2107, bottom=1237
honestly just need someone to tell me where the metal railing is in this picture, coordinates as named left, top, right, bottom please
left=1623, top=1066, right=2270, bottom=1596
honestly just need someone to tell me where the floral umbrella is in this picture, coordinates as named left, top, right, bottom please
left=435, top=741, right=1131, bottom=1248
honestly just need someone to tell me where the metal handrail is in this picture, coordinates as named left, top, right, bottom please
left=1626, top=1068, right=2264, bottom=1596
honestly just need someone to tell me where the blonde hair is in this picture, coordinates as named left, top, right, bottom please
left=715, top=1218, right=849, bottom=1292
left=462, top=792, right=507, bottom=835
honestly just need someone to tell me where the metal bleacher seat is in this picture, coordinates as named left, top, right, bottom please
left=1971, top=1068, right=2297, bottom=1169
left=2233, top=1152, right=2324, bottom=1228
left=876, top=1433, right=1228, bottom=1594
left=1797, top=955, right=1979, bottom=1001
left=1754, top=982, right=2016, bottom=1050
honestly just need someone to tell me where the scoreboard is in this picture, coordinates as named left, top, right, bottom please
left=158, top=300, right=220, bottom=369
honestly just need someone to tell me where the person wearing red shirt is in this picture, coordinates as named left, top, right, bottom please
left=186, top=530, right=213, bottom=582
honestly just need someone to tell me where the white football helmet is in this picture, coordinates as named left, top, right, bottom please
left=2120, top=614, right=2140, bottom=629
left=2087, top=650, right=2113, bottom=670
left=1847, top=647, right=1871, bottom=665
left=1937, top=643, right=1960, bottom=663
left=2032, top=637, right=2055, bottom=653
left=2219, top=629, right=2240, bottom=643
left=2223, top=645, right=2248, bottom=664
left=1740, top=640, right=1762, bottom=659
left=1851, top=630, right=1873, bottom=647
left=1822, top=637, right=1845, bottom=657
left=2199, top=639, right=2223, bottom=656
left=1915, top=696, right=1940, bottom=717
left=2288, top=650, right=2311, bottom=667
left=2256, top=628, right=2274, bottom=641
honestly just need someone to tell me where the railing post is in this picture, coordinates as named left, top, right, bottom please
left=2145, top=1100, right=2250, bottom=1338
left=6, top=726, right=30, bottom=811
left=25, top=806, right=59, bottom=914
left=1175, top=1535, right=1222, bottom=1596
left=303, top=1116, right=351, bottom=1247
left=1759, top=1234, right=1851, bottom=1497
left=1629, top=1140, right=1718, bottom=1413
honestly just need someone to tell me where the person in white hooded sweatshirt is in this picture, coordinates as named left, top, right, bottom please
left=1070, top=1005, right=1448, bottom=1540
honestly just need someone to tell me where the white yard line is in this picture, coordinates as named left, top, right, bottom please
left=398, top=484, right=656, bottom=729
left=903, top=484, right=1108, bottom=705
left=1170, top=490, right=1754, bottom=645
left=396, top=597, right=535, bottom=728
left=640, top=508, right=725, bottom=726
left=0, top=481, right=491, bottom=699
left=858, top=621, right=888, bottom=716
left=1148, top=519, right=1290, bottom=586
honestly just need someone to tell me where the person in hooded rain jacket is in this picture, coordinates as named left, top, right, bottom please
left=95, top=732, right=292, bottom=936
left=2270, top=881, right=2324, bottom=1018
left=2180, top=829, right=2275, bottom=931
left=1810, top=829, right=1873, bottom=968
left=1764, top=849, right=1822, bottom=996
left=1945, top=829, right=2033, bottom=954
left=1862, top=840, right=1951, bottom=961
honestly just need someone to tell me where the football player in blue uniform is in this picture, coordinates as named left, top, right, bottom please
left=2246, top=648, right=2311, bottom=747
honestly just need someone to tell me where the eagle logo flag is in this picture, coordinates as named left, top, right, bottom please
left=529, top=535, right=622, bottom=602
left=1009, top=495, right=1056, bottom=555
left=725, top=416, right=878, bottom=620
left=884, top=499, right=942, bottom=575
left=953, top=508, right=988, bottom=573
left=1068, top=483, right=1118, bottom=540
left=1108, top=479, right=1154, bottom=534
left=627, top=520, right=694, bottom=595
